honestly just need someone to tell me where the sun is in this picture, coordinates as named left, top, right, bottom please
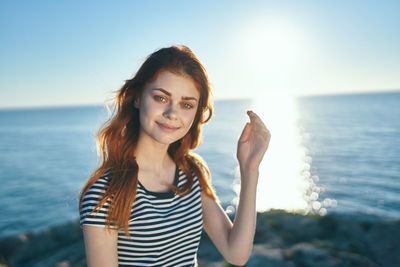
left=231, top=17, right=311, bottom=91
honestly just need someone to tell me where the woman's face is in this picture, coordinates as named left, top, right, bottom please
left=135, top=70, right=200, bottom=145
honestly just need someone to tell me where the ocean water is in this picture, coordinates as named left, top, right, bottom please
left=296, top=92, right=400, bottom=218
left=0, top=92, right=399, bottom=237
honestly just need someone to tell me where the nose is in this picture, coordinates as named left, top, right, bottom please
left=162, top=102, right=178, bottom=120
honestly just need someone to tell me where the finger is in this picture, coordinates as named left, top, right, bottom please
left=238, top=122, right=251, bottom=143
left=247, top=111, right=271, bottom=140
left=247, top=110, right=268, bottom=130
left=246, top=110, right=254, bottom=123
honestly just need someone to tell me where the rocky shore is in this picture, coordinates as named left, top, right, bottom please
left=1, top=210, right=399, bottom=266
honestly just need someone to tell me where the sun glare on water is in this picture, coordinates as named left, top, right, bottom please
left=255, top=94, right=315, bottom=212
left=223, top=17, right=324, bottom=214
left=227, top=18, right=323, bottom=214
left=229, top=94, right=322, bottom=214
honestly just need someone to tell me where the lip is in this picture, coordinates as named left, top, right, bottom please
left=156, top=122, right=180, bottom=132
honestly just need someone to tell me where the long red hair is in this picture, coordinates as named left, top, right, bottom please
left=79, top=45, right=217, bottom=236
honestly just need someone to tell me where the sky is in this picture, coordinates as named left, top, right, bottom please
left=1, top=0, right=399, bottom=109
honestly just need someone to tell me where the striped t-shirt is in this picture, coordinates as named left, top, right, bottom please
left=80, top=165, right=203, bottom=266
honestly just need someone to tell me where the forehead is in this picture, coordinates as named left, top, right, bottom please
left=145, top=70, right=200, bottom=98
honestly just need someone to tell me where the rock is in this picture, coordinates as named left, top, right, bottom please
left=197, top=231, right=224, bottom=262
left=0, top=221, right=86, bottom=267
left=362, top=220, right=400, bottom=267
left=285, top=242, right=334, bottom=266
left=290, top=242, right=329, bottom=258
left=246, top=244, right=295, bottom=267
left=246, top=254, right=294, bottom=267
left=336, top=251, right=381, bottom=267
left=1, top=211, right=399, bottom=267
left=0, top=233, right=28, bottom=263
left=281, top=242, right=380, bottom=267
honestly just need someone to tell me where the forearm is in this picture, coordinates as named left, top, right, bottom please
left=227, top=169, right=259, bottom=263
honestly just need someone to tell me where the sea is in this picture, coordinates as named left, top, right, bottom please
left=0, top=91, right=399, bottom=238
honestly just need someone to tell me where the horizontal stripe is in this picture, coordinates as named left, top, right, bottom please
left=80, top=165, right=203, bottom=266
left=128, top=191, right=201, bottom=219
left=117, top=231, right=201, bottom=253
left=125, top=206, right=202, bottom=231
left=116, top=229, right=202, bottom=253
left=116, top=219, right=203, bottom=247
left=118, top=234, right=200, bottom=255
left=133, top=178, right=200, bottom=204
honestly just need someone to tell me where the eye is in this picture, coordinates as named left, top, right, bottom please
left=182, top=102, right=194, bottom=109
left=154, top=95, right=167, bottom=103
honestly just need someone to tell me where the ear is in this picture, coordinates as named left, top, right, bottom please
left=134, top=98, right=140, bottom=108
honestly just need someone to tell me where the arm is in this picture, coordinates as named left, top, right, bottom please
left=83, top=225, right=119, bottom=267
left=202, top=110, right=270, bottom=266
left=202, top=171, right=258, bottom=266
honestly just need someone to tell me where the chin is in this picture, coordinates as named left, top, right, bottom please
left=155, top=135, right=183, bottom=146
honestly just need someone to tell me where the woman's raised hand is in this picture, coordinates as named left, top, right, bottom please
left=237, top=110, right=271, bottom=176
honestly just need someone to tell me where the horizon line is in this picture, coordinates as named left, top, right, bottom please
left=1, top=88, right=399, bottom=111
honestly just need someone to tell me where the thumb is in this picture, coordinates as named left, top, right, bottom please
left=238, top=122, right=251, bottom=143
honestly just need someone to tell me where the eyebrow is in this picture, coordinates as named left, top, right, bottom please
left=152, top=88, right=198, bottom=102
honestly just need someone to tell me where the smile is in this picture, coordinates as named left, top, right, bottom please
left=156, top=122, right=180, bottom=132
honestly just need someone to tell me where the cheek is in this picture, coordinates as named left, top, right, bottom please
left=141, top=98, right=159, bottom=118
left=183, top=110, right=197, bottom=127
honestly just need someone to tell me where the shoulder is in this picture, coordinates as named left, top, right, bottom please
left=80, top=171, right=110, bottom=214
left=82, top=170, right=111, bottom=199
left=79, top=170, right=112, bottom=227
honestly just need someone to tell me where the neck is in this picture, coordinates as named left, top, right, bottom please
left=134, top=133, right=174, bottom=172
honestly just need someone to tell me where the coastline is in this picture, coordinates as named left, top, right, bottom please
left=1, top=210, right=399, bottom=266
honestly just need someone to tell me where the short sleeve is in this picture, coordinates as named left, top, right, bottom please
left=79, top=173, right=113, bottom=228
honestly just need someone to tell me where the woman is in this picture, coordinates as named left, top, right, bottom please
left=79, top=45, right=271, bottom=266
